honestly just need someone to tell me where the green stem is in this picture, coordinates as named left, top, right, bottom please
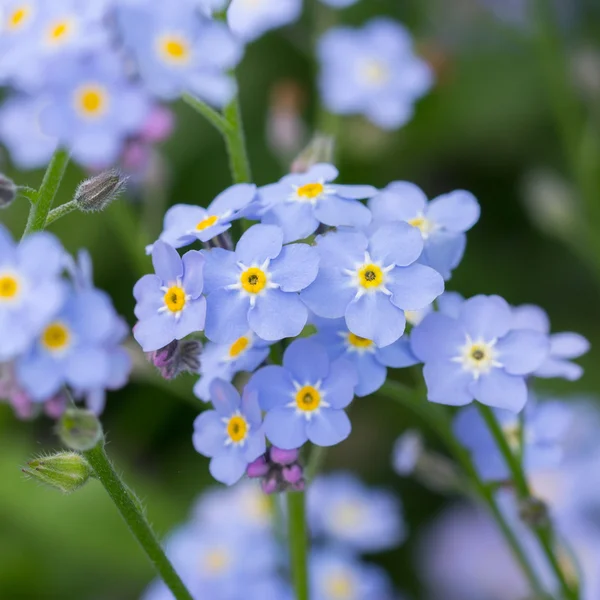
left=305, top=445, right=327, bottom=483
left=46, top=200, right=78, bottom=226
left=379, top=381, right=547, bottom=597
left=287, top=491, right=309, bottom=600
left=477, top=405, right=578, bottom=600
left=22, top=149, right=70, bottom=237
left=183, top=93, right=232, bottom=136
left=223, top=95, right=252, bottom=184
left=83, top=440, right=194, bottom=600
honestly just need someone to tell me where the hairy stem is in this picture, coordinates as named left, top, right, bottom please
left=83, top=440, right=194, bottom=600
left=46, top=200, right=78, bottom=226
left=223, top=95, right=252, bottom=184
left=183, top=93, right=232, bottom=135
left=287, top=491, right=309, bottom=600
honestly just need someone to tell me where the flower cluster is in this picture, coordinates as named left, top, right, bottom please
left=0, top=224, right=131, bottom=419
left=144, top=472, right=404, bottom=600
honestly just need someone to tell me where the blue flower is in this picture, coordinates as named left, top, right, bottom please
left=193, top=379, right=266, bottom=485
left=453, top=399, right=571, bottom=482
left=392, top=429, right=424, bottom=476
left=193, top=331, right=272, bottom=402
left=307, top=472, right=405, bottom=552
left=318, top=18, right=433, bottom=129
left=511, top=304, right=589, bottom=381
left=311, top=316, right=418, bottom=397
left=369, top=182, right=480, bottom=279
left=258, top=163, right=375, bottom=243
left=301, top=225, right=444, bottom=347
left=203, top=224, right=319, bottom=343
left=310, top=548, right=395, bottom=600
left=40, top=52, right=151, bottom=167
left=0, top=225, right=66, bottom=362
left=411, top=295, right=550, bottom=411
left=149, top=183, right=257, bottom=252
left=247, top=338, right=357, bottom=450
left=116, top=3, right=241, bottom=106
left=133, top=242, right=206, bottom=352
left=227, top=0, right=302, bottom=42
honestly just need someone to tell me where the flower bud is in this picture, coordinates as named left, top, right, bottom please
left=282, top=464, right=303, bottom=485
left=246, top=446, right=305, bottom=494
left=0, top=174, right=17, bottom=209
left=148, top=339, right=202, bottom=379
left=519, top=497, right=549, bottom=528
left=22, top=451, right=94, bottom=494
left=247, top=456, right=270, bottom=478
left=271, top=447, right=299, bottom=466
left=57, top=408, right=103, bottom=451
left=74, top=169, right=128, bottom=213
left=290, top=133, right=335, bottom=174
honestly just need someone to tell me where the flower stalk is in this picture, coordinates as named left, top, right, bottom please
left=287, top=491, right=310, bottom=600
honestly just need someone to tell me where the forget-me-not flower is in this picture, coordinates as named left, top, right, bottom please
left=247, top=338, right=357, bottom=450
left=133, top=241, right=206, bottom=352
left=312, top=316, right=418, bottom=397
left=0, top=225, right=65, bottom=362
left=203, top=224, right=319, bottom=343
left=193, top=379, right=266, bottom=485
left=308, top=472, right=405, bottom=552
left=227, top=0, right=302, bottom=43
left=116, top=3, right=241, bottom=106
left=318, top=18, right=433, bottom=129
left=411, top=295, right=549, bottom=411
left=301, top=224, right=444, bottom=347
left=258, top=163, right=375, bottom=243
left=148, top=183, right=257, bottom=253
left=369, top=182, right=480, bottom=280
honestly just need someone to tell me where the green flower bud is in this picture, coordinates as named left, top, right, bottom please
left=22, top=452, right=94, bottom=495
left=57, top=408, right=103, bottom=451
left=74, top=169, right=128, bottom=213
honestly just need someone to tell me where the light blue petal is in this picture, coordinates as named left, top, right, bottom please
left=182, top=250, right=205, bottom=298
left=314, top=229, right=367, bottom=269
left=305, top=163, right=339, bottom=182
left=0, top=311, right=36, bottom=361
left=235, top=224, right=283, bottom=265
left=306, top=409, right=351, bottom=446
left=495, top=330, right=549, bottom=375
left=427, top=190, right=480, bottom=232
left=247, top=365, right=295, bottom=411
left=511, top=304, right=550, bottom=333
left=300, top=268, right=355, bottom=319
left=193, top=410, right=226, bottom=457
left=164, top=203, right=206, bottom=230
left=322, top=357, right=357, bottom=407
left=174, top=297, right=206, bottom=339
left=65, top=347, right=110, bottom=390
left=261, top=202, right=320, bottom=243
left=205, top=288, right=250, bottom=343
left=134, top=314, right=176, bottom=352
left=241, top=388, right=262, bottom=425
left=209, top=378, right=241, bottom=416
left=387, top=263, right=444, bottom=310
left=423, top=359, right=474, bottom=406
left=18, top=232, right=65, bottom=278
left=242, top=431, right=266, bottom=463
left=248, top=290, right=307, bottom=341
left=470, top=370, right=528, bottom=412
left=209, top=452, right=249, bottom=486
left=152, top=241, right=183, bottom=282
left=16, top=354, right=64, bottom=401
left=330, top=184, right=378, bottom=199
left=437, top=291, right=464, bottom=318
left=69, top=290, right=116, bottom=343
left=410, top=313, right=465, bottom=362
left=269, top=244, right=319, bottom=292
left=26, top=279, right=67, bottom=331
left=209, top=183, right=257, bottom=215
left=283, top=338, right=330, bottom=383
left=133, top=275, right=162, bottom=320
left=264, top=407, right=308, bottom=450
left=313, top=196, right=372, bottom=229
left=345, top=293, right=405, bottom=348
left=368, top=222, right=423, bottom=267
left=534, top=357, right=583, bottom=381
left=459, top=295, right=512, bottom=341
left=202, top=248, right=239, bottom=294
left=421, top=232, right=465, bottom=280
left=353, top=354, right=387, bottom=397
left=376, top=337, right=419, bottom=368
left=549, top=332, right=589, bottom=359
left=0, top=225, right=16, bottom=265
left=369, top=182, right=427, bottom=223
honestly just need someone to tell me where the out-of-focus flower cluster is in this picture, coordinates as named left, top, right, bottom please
left=0, top=224, right=131, bottom=419
left=144, top=472, right=405, bottom=600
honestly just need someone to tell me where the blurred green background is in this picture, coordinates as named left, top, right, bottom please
left=2, top=0, right=600, bottom=598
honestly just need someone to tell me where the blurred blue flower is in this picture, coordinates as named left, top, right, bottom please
left=193, top=331, right=272, bottom=402
left=248, top=338, right=357, bottom=450
left=116, top=2, right=241, bottom=106
left=193, top=379, right=266, bottom=485
left=39, top=52, right=151, bottom=167
left=203, top=224, right=319, bottom=343
left=258, top=163, right=375, bottom=243
left=311, top=316, right=418, bottom=397
left=318, top=18, right=433, bottom=129
left=0, top=225, right=66, bottom=362
left=392, top=429, right=424, bottom=476
left=320, top=0, right=359, bottom=6
left=227, top=0, right=302, bottom=42
left=369, top=182, right=480, bottom=280
left=411, top=295, right=550, bottom=411
left=133, top=242, right=206, bottom=352
left=308, top=472, right=405, bottom=552
left=301, top=225, right=444, bottom=347
left=149, top=183, right=257, bottom=252
left=511, top=304, right=589, bottom=381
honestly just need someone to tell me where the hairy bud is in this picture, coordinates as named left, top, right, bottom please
left=0, top=174, right=17, bottom=209
left=290, top=133, right=335, bottom=174
left=75, top=169, right=128, bottom=213
left=148, top=339, right=202, bottom=379
left=22, top=451, right=94, bottom=494
left=57, top=408, right=103, bottom=451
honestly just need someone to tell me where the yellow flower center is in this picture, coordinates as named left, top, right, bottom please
left=359, top=59, right=389, bottom=86
left=357, top=264, right=384, bottom=289
left=325, top=574, right=354, bottom=600
left=157, top=34, right=191, bottom=64
left=47, top=19, right=71, bottom=44
left=74, top=84, right=108, bottom=119
left=333, top=502, right=363, bottom=530
left=203, top=548, right=230, bottom=574
left=41, top=322, right=71, bottom=352
left=295, top=385, right=321, bottom=412
left=6, top=6, right=30, bottom=30
left=347, top=332, right=373, bottom=349
left=0, top=275, right=19, bottom=300
left=226, top=415, right=249, bottom=443
left=297, top=182, right=324, bottom=200
left=229, top=336, right=250, bottom=358
left=240, top=267, right=267, bottom=294
left=163, top=285, right=187, bottom=312
left=196, top=215, right=219, bottom=231
left=408, top=216, right=433, bottom=237
left=470, top=345, right=487, bottom=362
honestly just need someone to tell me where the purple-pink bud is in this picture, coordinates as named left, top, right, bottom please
left=270, top=447, right=299, bottom=466
left=247, top=456, right=270, bottom=478
left=261, top=477, right=278, bottom=495
left=282, top=464, right=303, bottom=485
left=148, top=340, right=201, bottom=379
